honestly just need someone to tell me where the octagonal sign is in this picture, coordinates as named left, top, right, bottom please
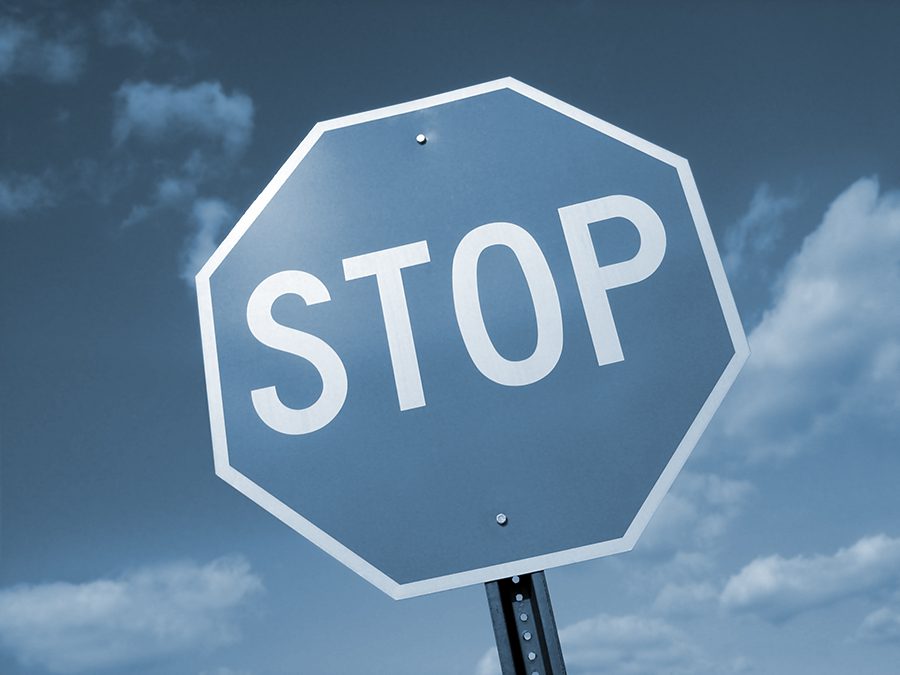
left=196, top=77, right=748, bottom=599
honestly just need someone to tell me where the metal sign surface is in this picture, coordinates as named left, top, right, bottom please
left=196, top=78, right=748, bottom=598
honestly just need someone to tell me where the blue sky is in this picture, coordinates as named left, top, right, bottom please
left=2, top=2, right=900, bottom=674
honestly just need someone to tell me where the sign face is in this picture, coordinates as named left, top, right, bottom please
left=196, top=78, right=749, bottom=599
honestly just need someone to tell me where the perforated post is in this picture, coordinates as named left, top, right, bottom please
left=485, top=571, right=567, bottom=675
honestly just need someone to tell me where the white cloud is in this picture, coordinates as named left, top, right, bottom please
left=0, top=18, right=84, bottom=83
left=721, top=534, right=900, bottom=622
left=181, top=198, right=235, bottom=284
left=0, top=556, right=262, bottom=674
left=716, top=177, right=900, bottom=460
left=638, top=472, right=753, bottom=555
left=113, top=80, right=254, bottom=155
left=857, top=605, right=900, bottom=644
left=0, top=173, right=52, bottom=218
left=724, top=183, right=799, bottom=274
left=97, top=0, right=159, bottom=54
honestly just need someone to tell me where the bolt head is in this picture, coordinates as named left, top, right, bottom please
left=415, top=133, right=427, bottom=145
left=496, top=513, right=508, bottom=526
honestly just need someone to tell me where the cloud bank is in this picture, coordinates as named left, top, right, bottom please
left=717, top=177, right=900, bottom=460
left=0, top=556, right=262, bottom=673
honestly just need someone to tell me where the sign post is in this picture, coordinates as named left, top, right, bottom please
left=196, top=77, right=748, bottom=664
left=487, top=572, right=567, bottom=675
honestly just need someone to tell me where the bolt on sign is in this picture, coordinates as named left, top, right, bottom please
left=196, top=78, right=749, bottom=600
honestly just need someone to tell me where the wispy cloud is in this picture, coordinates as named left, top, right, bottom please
left=0, top=556, right=262, bottom=674
left=857, top=605, right=900, bottom=644
left=0, top=17, right=84, bottom=83
left=593, top=473, right=753, bottom=619
left=181, top=197, right=235, bottom=283
left=638, top=472, right=753, bottom=556
left=0, top=172, right=53, bottom=218
left=653, top=580, right=719, bottom=616
left=109, top=79, right=253, bottom=279
left=97, top=0, right=159, bottom=55
left=121, top=173, right=198, bottom=228
left=715, top=177, right=900, bottom=460
left=721, top=534, right=900, bottom=622
left=724, top=183, right=799, bottom=275
left=113, top=80, right=254, bottom=155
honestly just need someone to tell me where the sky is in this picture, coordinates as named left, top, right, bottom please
left=1, top=1, right=900, bottom=674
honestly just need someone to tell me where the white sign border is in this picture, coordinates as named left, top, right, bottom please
left=196, top=77, right=750, bottom=599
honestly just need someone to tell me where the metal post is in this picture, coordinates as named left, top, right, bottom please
left=485, top=571, right=567, bottom=675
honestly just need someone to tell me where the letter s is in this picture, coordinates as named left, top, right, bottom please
left=246, top=270, right=348, bottom=435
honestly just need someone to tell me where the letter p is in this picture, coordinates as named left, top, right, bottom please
left=559, top=195, right=666, bottom=365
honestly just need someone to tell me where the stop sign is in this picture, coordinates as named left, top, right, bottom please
left=196, top=78, right=748, bottom=599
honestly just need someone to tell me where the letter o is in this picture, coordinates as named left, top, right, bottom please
left=452, top=222, right=564, bottom=386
